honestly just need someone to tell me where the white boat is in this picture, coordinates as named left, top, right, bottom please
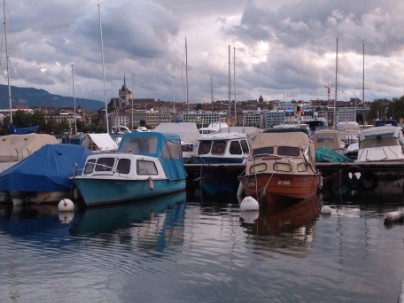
left=153, top=122, right=200, bottom=162
left=337, top=121, right=360, bottom=146
left=185, top=131, right=251, bottom=184
left=81, top=133, right=118, bottom=152
left=198, top=122, right=229, bottom=134
left=344, top=125, right=404, bottom=194
left=73, top=132, right=187, bottom=206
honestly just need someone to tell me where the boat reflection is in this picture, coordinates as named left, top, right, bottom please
left=0, top=204, right=71, bottom=245
left=240, top=194, right=320, bottom=258
left=70, top=191, right=186, bottom=236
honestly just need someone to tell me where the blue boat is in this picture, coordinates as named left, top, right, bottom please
left=73, top=132, right=187, bottom=206
left=0, top=144, right=93, bottom=205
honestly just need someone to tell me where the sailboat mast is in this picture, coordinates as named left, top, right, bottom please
left=3, top=0, right=12, bottom=124
left=233, top=46, right=236, bottom=126
left=185, top=37, right=189, bottom=119
left=334, top=36, right=338, bottom=129
left=362, top=40, right=365, bottom=125
left=71, top=64, right=77, bottom=134
left=228, top=45, right=231, bottom=124
left=98, top=3, right=109, bottom=133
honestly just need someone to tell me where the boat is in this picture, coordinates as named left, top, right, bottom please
left=337, top=121, right=360, bottom=146
left=238, top=128, right=321, bottom=204
left=153, top=122, right=200, bottom=162
left=81, top=133, right=118, bottom=152
left=342, top=125, right=404, bottom=194
left=356, top=125, right=404, bottom=162
left=0, top=144, right=93, bottom=205
left=73, top=131, right=187, bottom=206
left=0, top=133, right=59, bottom=173
left=198, top=122, right=229, bottom=134
left=312, top=129, right=346, bottom=154
left=185, top=131, right=251, bottom=184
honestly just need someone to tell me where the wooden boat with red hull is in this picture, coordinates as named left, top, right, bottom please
left=238, top=128, right=321, bottom=204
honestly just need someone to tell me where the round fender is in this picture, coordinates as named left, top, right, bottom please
left=346, top=166, right=363, bottom=184
left=360, top=172, right=378, bottom=190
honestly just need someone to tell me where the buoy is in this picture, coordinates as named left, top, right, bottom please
left=58, top=198, right=75, bottom=212
left=148, top=177, right=154, bottom=190
left=320, top=205, right=332, bottom=215
left=384, top=211, right=404, bottom=225
left=240, top=196, right=259, bottom=211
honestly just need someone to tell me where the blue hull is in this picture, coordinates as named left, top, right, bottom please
left=74, top=178, right=186, bottom=207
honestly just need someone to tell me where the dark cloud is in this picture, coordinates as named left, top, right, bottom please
left=1, top=0, right=403, bottom=103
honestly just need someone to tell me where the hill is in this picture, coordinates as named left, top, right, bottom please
left=0, top=84, right=105, bottom=111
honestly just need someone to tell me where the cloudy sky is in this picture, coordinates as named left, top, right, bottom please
left=2, top=0, right=404, bottom=105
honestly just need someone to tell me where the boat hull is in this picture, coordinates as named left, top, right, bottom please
left=240, top=173, right=320, bottom=203
left=73, top=178, right=186, bottom=207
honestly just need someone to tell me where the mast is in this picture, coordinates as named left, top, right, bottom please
left=210, top=76, right=214, bottom=114
left=131, top=74, right=134, bottom=130
left=185, top=37, right=189, bottom=120
left=71, top=64, right=77, bottom=134
left=172, top=75, right=175, bottom=121
left=228, top=45, right=231, bottom=124
left=98, top=3, right=109, bottom=133
left=233, top=46, right=236, bottom=126
left=334, top=36, right=338, bottom=129
left=3, top=0, right=12, bottom=123
left=362, top=40, right=365, bottom=125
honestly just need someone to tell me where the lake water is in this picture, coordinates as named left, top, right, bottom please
left=0, top=188, right=403, bottom=303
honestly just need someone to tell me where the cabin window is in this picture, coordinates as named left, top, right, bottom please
left=137, top=160, right=158, bottom=175
left=252, top=147, right=273, bottom=157
left=250, top=163, right=267, bottom=174
left=273, top=162, right=291, bottom=172
left=84, top=159, right=96, bottom=174
left=277, top=146, right=300, bottom=157
left=297, top=162, right=308, bottom=172
left=240, top=140, right=249, bottom=154
left=315, top=135, right=334, bottom=144
left=95, top=157, right=115, bottom=172
left=211, top=140, right=227, bottom=155
left=116, top=158, right=131, bottom=174
left=198, top=141, right=212, bottom=155
left=182, top=144, right=194, bottom=152
left=120, top=136, right=157, bottom=154
left=163, top=141, right=182, bottom=160
left=361, top=135, right=398, bottom=148
left=229, top=141, right=242, bottom=155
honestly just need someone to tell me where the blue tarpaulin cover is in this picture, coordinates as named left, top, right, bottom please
left=0, top=144, right=93, bottom=192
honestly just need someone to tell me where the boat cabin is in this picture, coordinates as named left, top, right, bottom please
left=189, top=132, right=250, bottom=164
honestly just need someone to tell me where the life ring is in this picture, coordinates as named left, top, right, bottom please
left=360, top=172, right=378, bottom=190
left=346, top=166, right=363, bottom=185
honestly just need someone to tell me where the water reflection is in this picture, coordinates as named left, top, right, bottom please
left=240, top=194, right=320, bottom=258
left=70, top=191, right=186, bottom=235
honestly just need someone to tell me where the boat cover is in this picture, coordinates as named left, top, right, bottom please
left=118, top=132, right=187, bottom=180
left=315, top=146, right=352, bottom=163
left=153, top=122, right=200, bottom=144
left=0, top=144, right=93, bottom=192
left=0, top=133, right=59, bottom=162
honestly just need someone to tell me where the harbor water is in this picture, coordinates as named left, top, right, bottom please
left=0, top=188, right=403, bottom=303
